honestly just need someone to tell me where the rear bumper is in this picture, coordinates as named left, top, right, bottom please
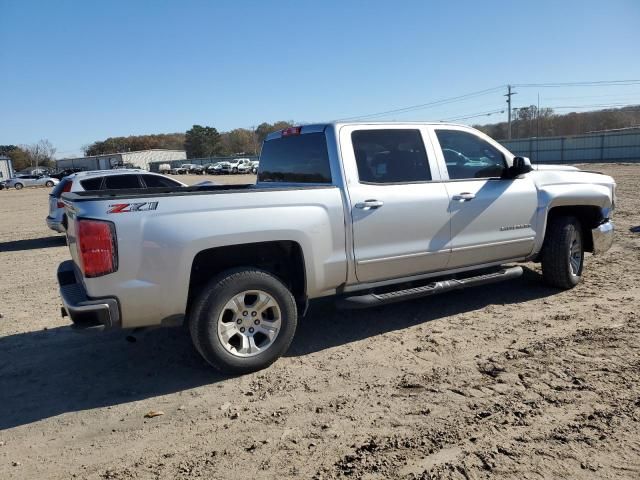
left=46, top=215, right=65, bottom=233
left=58, top=260, right=121, bottom=330
left=592, top=220, right=614, bottom=255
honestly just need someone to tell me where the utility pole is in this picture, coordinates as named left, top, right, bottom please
left=505, top=85, right=517, bottom=139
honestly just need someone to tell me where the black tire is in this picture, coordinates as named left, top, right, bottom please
left=189, top=268, right=298, bottom=374
left=541, top=216, right=584, bottom=289
left=45, top=181, right=54, bottom=187
left=232, top=167, right=238, bottom=174
left=14, top=183, right=24, bottom=190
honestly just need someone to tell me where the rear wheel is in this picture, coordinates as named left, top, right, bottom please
left=45, top=181, right=54, bottom=187
left=232, top=167, right=238, bottom=174
left=189, top=268, right=298, bottom=374
left=14, top=183, right=24, bottom=190
left=541, top=216, right=584, bottom=289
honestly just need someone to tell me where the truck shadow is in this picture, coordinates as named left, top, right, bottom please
left=0, top=266, right=556, bottom=429
left=0, top=235, right=66, bottom=252
left=0, top=327, right=217, bottom=430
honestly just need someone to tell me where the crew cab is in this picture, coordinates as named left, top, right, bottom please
left=57, top=123, right=615, bottom=374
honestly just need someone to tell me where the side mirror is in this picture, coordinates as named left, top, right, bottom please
left=504, top=156, right=533, bottom=178
left=513, top=156, right=532, bottom=173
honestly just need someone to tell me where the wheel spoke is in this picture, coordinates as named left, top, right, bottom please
left=231, top=294, right=246, bottom=313
left=248, top=335, right=260, bottom=354
left=218, top=322, right=237, bottom=343
left=254, top=293, right=276, bottom=314
left=237, top=333, right=250, bottom=355
left=257, top=323, right=279, bottom=339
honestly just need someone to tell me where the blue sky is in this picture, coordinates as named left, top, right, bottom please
left=1, top=0, right=639, bottom=157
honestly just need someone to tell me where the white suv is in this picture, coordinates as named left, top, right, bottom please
left=46, top=170, right=186, bottom=232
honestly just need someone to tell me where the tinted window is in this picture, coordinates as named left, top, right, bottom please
left=435, top=130, right=506, bottom=180
left=258, top=132, right=331, bottom=183
left=104, top=175, right=141, bottom=189
left=352, top=129, right=431, bottom=183
left=142, top=175, right=182, bottom=188
left=81, top=177, right=104, bottom=191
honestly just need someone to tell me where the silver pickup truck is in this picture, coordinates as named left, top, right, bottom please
left=58, top=123, right=615, bottom=373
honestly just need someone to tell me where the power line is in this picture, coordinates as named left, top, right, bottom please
left=514, top=80, right=640, bottom=88
left=442, top=108, right=505, bottom=122
left=333, top=85, right=506, bottom=122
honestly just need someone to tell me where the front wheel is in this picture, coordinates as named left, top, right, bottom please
left=45, top=181, right=54, bottom=187
left=189, top=268, right=298, bottom=374
left=14, top=183, right=24, bottom=190
left=232, top=167, right=238, bottom=174
left=541, top=216, right=584, bottom=289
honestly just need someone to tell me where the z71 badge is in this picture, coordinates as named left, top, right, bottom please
left=107, top=202, right=158, bottom=214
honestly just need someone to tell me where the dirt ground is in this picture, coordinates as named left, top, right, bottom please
left=0, top=166, right=638, bottom=480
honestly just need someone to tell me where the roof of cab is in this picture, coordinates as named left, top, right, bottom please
left=264, top=121, right=470, bottom=141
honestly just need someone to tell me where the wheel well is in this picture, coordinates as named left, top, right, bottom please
left=188, top=240, right=306, bottom=309
left=546, top=205, right=603, bottom=252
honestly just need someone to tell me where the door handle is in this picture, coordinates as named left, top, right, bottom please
left=355, top=199, right=384, bottom=210
left=452, top=192, right=476, bottom=202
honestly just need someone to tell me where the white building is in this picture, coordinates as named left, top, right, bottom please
left=0, top=155, right=14, bottom=180
left=55, top=149, right=187, bottom=171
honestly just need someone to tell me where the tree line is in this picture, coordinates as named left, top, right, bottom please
left=0, top=140, right=56, bottom=172
left=83, top=121, right=294, bottom=159
left=474, top=105, right=640, bottom=140
left=3, top=107, right=639, bottom=172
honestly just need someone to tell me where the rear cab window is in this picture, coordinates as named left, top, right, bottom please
left=258, top=131, right=332, bottom=184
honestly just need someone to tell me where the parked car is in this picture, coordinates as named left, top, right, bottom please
left=158, top=163, right=172, bottom=174
left=237, top=159, right=256, bottom=174
left=55, top=122, right=615, bottom=374
left=210, top=161, right=232, bottom=174
left=171, top=165, right=188, bottom=174
left=228, top=158, right=253, bottom=174
left=46, top=170, right=186, bottom=233
left=6, top=174, right=59, bottom=190
left=250, top=160, right=259, bottom=174
left=173, top=163, right=204, bottom=175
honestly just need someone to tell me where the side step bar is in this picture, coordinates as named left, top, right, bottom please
left=336, top=266, right=523, bottom=309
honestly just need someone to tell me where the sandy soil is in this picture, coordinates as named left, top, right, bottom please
left=0, top=167, right=638, bottom=479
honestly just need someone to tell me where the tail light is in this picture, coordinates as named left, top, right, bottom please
left=57, top=181, right=72, bottom=208
left=76, top=219, right=118, bottom=277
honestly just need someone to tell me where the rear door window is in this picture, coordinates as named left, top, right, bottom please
left=258, top=132, right=331, bottom=183
left=104, top=175, right=142, bottom=189
left=351, top=129, right=431, bottom=183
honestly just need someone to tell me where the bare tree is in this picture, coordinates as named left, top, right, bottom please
left=23, top=139, right=56, bottom=169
